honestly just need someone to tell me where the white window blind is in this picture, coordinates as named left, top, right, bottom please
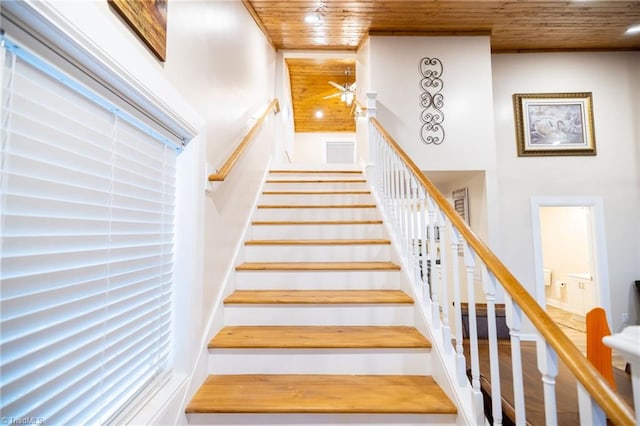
left=0, top=35, right=176, bottom=425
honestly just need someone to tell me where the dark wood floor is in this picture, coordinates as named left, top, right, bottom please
left=466, top=340, right=634, bottom=426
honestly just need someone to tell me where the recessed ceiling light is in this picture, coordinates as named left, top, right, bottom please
left=315, top=110, right=324, bottom=119
left=304, top=13, right=321, bottom=24
left=626, top=24, right=640, bottom=35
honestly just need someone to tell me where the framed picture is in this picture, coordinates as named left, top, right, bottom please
left=109, top=0, right=168, bottom=62
left=452, top=187, right=470, bottom=226
left=513, top=92, right=596, bottom=156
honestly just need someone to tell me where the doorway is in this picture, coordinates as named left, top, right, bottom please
left=539, top=206, right=595, bottom=317
left=531, top=197, right=611, bottom=312
left=531, top=197, right=612, bottom=355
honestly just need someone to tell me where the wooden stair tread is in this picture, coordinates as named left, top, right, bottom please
left=263, top=190, right=371, bottom=195
left=224, top=290, right=413, bottom=304
left=269, top=170, right=362, bottom=174
left=257, top=204, right=376, bottom=209
left=235, top=261, right=401, bottom=271
left=245, top=239, right=390, bottom=246
left=185, top=374, right=457, bottom=414
left=252, top=219, right=383, bottom=225
left=266, top=179, right=367, bottom=183
left=209, top=326, right=431, bottom=348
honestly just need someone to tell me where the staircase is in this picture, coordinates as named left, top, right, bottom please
left=186, top=168, right=458, bottom=425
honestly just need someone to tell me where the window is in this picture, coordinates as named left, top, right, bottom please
left=0, top=30, right=179, bottom=424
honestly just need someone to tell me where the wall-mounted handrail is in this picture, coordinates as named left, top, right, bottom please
left=208, top=99, right=280, bottom=182
left=369, top=116, right=635, bottom=425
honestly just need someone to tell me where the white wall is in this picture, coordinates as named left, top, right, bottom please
left=167, top=0, right=276, bottom=167
left=17, top=1, right=277, bottom=423
left=164, top=2, right=276, bottom=423
left=294, top=132, right=356, bottom=164
left=368, top=36, right=497, bottom=172
left=492, top=52, right=640, bottom=331
left=428, top=171, right=489, bottom=244
left=355, top=37, right=371, bottom=164
left=165, top=0, right=276, bottom=326
left=365, top=35, right=501, bottom=251
left=274, top=51, right=294, bottom=164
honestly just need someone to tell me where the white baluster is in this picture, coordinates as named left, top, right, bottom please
left=398, top=166, right=408, bottom=261
left=418, top=187, right=431, bottom=308
left=506, top=298, right=526, bottom=425
left=395, top=157, right=403, bottom=237
left=536, top=340, right=558, bottom=426
left=438, top=214, right=452, bottom=354
left=378, top=140, right=384, bottom=204
left=384, top=148, right=392, bottom=222
left=411, top=176, right=419, bottom=272
left=402, top=169, right=410, bottom=259
left=426, top=196, right=440, bottom=329
left=372, top=129, right=381, bottom=192
left=577, top=384, right=605, bottom=425
left=409, top=176, right=420, bottom=286
left=385, top=150, right=393, bottom=225
left=463, top=243, right=484, bottom=425
left=391, top=155, right=400, bottom=232
left=482, top=266, right=503, bottom=426
left=382, top=142, right=391, bottom=213
left=451, top=228, right=466, bottom=385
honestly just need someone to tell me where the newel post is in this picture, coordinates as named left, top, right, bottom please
left=603, top=326, right=640, bottom=425
left=363, top=92, right=379, bottom=166
left=365, top=91, right=377, bottom=118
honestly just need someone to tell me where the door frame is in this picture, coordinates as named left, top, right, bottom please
left=530, top=196, right=611, bottom=324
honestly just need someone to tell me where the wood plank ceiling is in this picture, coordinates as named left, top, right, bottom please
left=287, top=58, right=356, bottom=133
left=244, top=1, right=640, bottom=132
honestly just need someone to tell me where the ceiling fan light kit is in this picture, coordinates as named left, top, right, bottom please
left=324, top=68, right=357, bottom=106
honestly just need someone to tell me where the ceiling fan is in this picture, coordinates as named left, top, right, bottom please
left=323, top=69, right=357, bottom=106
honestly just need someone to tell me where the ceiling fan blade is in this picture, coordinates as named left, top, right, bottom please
left=323, top=92, right=343, bottom=99
left=348, top=82, right=357, bottom=91
left=328, top=81, right=345, bottom=91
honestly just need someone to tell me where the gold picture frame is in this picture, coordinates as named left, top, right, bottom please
left=513, top=92, right=596, bottom=157
left=109, top=0, right=168, bottom=62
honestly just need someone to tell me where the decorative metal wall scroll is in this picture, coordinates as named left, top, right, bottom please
left=419, top=57, right=445, bottom=145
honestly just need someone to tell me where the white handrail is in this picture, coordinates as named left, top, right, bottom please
left=364, top=93, right=635, bottom=425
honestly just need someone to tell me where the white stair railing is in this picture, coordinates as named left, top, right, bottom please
left=364, top=95, right=636, bottom=425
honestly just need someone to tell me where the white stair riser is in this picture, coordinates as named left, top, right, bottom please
left=254, top=207, right=379, bottom=221
left=264, top=182, right=369, bottom=191
left=235, top=270, right=402, bottom=290
left=223, top=304, right=414, bottom=325
left=268, top=172, right=363, bottom=179
left=259, top=193, right=373, bottom=205
left=207, top=349, right=430, bottom=375
left=250, top=223, right=387, bottom=240
left=188, top=413, right=457, bottom=426
left=243, top=244, right=391, bottom=262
